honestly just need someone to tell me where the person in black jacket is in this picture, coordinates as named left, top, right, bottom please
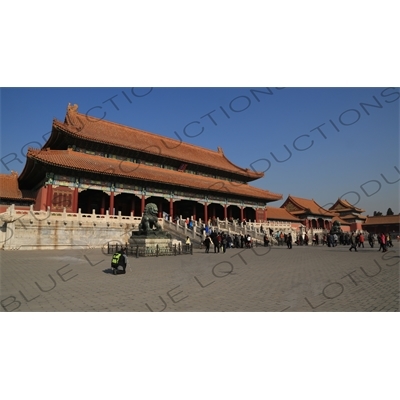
left=111, top=248, right=128, bottom=275
left=287, top=233, right=293, bottom=249
left=204, top=236, right=211, bottom=253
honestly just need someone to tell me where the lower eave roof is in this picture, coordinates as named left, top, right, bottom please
left=332, top=216, right=351, bottom=225
left=266, top=207, right=301, bottom=221
left=364, top=215, right=400, bottom=225
left=24, top=149, right=282, bottom=202
left=341, top=213, right=367, bottom=221
left=0, top=173, right=35, bottom=201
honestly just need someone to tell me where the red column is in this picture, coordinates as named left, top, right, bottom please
left=114, top=194, right=118, bottom=214
left=109, top=192, right=115, bottom=215
left=264, top=208, right=268, bottom=221
left=46, top=184, right=53, bottom=210
left=72, top=187, right=79, bottom=213
left=141, top=195, right=145, bottom=215
left=224, top=205, right=227, bottom=220
left=228, top=206, right=232, bottom=219
left=192, top=204, right=197, bottom=220
left=169, top=199, right=174, bottom=219
left=158, top=199, right=163, bottom=218
left=204, top=203, right=208, bottom=223
left=131, top=197, right=136, bottom=216
left=240, top=207, right=244, bottom=221
left=100, top=193, right=105, bottom=215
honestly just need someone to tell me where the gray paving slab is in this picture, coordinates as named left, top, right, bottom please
left=1, top=242, right=399, bottom=312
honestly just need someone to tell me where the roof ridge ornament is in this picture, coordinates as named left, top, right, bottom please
left=67, top=103, right=79, bottom=112
left=65, top=103, right=84, bottom=131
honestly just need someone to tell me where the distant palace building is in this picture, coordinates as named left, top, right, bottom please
left=281, top=195, right=337, bottom=231
left=7, top=104, right=283, bottom=222
left=363, top=214, right=400, bottom=234
left=329, top=198, right=367, bottom=231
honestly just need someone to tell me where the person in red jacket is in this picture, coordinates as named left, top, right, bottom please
left=378, top=232, right=387, bottom=252
left=358, top=233, right=365, bottom=248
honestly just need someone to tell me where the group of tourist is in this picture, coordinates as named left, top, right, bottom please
left=261, top=230, right=395, bottom=253
left=203, top=232, right=254, bottom=253
left=266, top=232, right=293, bottom=248
left=110, top=230, right=395, bottom=277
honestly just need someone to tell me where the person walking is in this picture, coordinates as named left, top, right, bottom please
left=221, top=234, right=227, bottom=253
left=378, top=232, right=387, bottom=252
left=213, top=235, right=220, bottom=253
left=287, top=233, right=293, bottom=249
left=358, top=233, right=365, bottom=248
left=204, top=235, right=211, bottom=253
left=349, top=232, right=358, bottom=252
left=368, top=233, right=375, bottom=248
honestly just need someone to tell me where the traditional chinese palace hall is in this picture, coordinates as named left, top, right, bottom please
left=16, top=104, right=283, bottom=222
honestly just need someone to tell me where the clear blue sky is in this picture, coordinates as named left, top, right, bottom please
left=1, top=87, right=398, bottom=216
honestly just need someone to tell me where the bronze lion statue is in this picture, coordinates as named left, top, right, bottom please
left=330, top=220, right=342, bottom=235
left=137, top=203, right=162, bottom=235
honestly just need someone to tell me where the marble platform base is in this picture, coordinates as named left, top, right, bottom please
left=128, top=237, right=172, bottom=248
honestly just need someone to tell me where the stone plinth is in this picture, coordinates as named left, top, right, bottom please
left=128, top=237, right=172, bottom=248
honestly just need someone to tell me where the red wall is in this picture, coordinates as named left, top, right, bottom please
left=34, top=186, right=47, bottom=211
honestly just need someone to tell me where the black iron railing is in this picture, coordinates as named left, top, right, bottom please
left=107, top=242, right=193, bottom=257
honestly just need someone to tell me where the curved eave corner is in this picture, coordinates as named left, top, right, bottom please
left=218, top=147, right=264, bottom=181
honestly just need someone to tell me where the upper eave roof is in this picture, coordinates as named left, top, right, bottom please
left=330, top=198, right=365, bottom=213
left=48, top=104, right=263, bottom=181
left=25, top=149, right=282, bottom=202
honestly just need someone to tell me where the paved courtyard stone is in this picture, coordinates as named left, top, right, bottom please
left=1, top=243, right=399, bottom=312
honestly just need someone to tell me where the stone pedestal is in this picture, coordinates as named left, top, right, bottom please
left=128, top=236, right=172, bottom=249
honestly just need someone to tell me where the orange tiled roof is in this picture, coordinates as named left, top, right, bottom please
left=282, top=195, right=336, bottom=217
left=26, top=149, right=282, bottom=202
left=364, top=214, right=400, bottom=225
left=0, top=172, right=35, bottom=201
left=330, top=198, right=365, bottom=213
left=332, top=215, right=351, bottom=225
left=266, top=206, right=301, bottom=221
left=340, top=213, right=367, bottom=221
left=50, top=104, right=263, bottom=181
